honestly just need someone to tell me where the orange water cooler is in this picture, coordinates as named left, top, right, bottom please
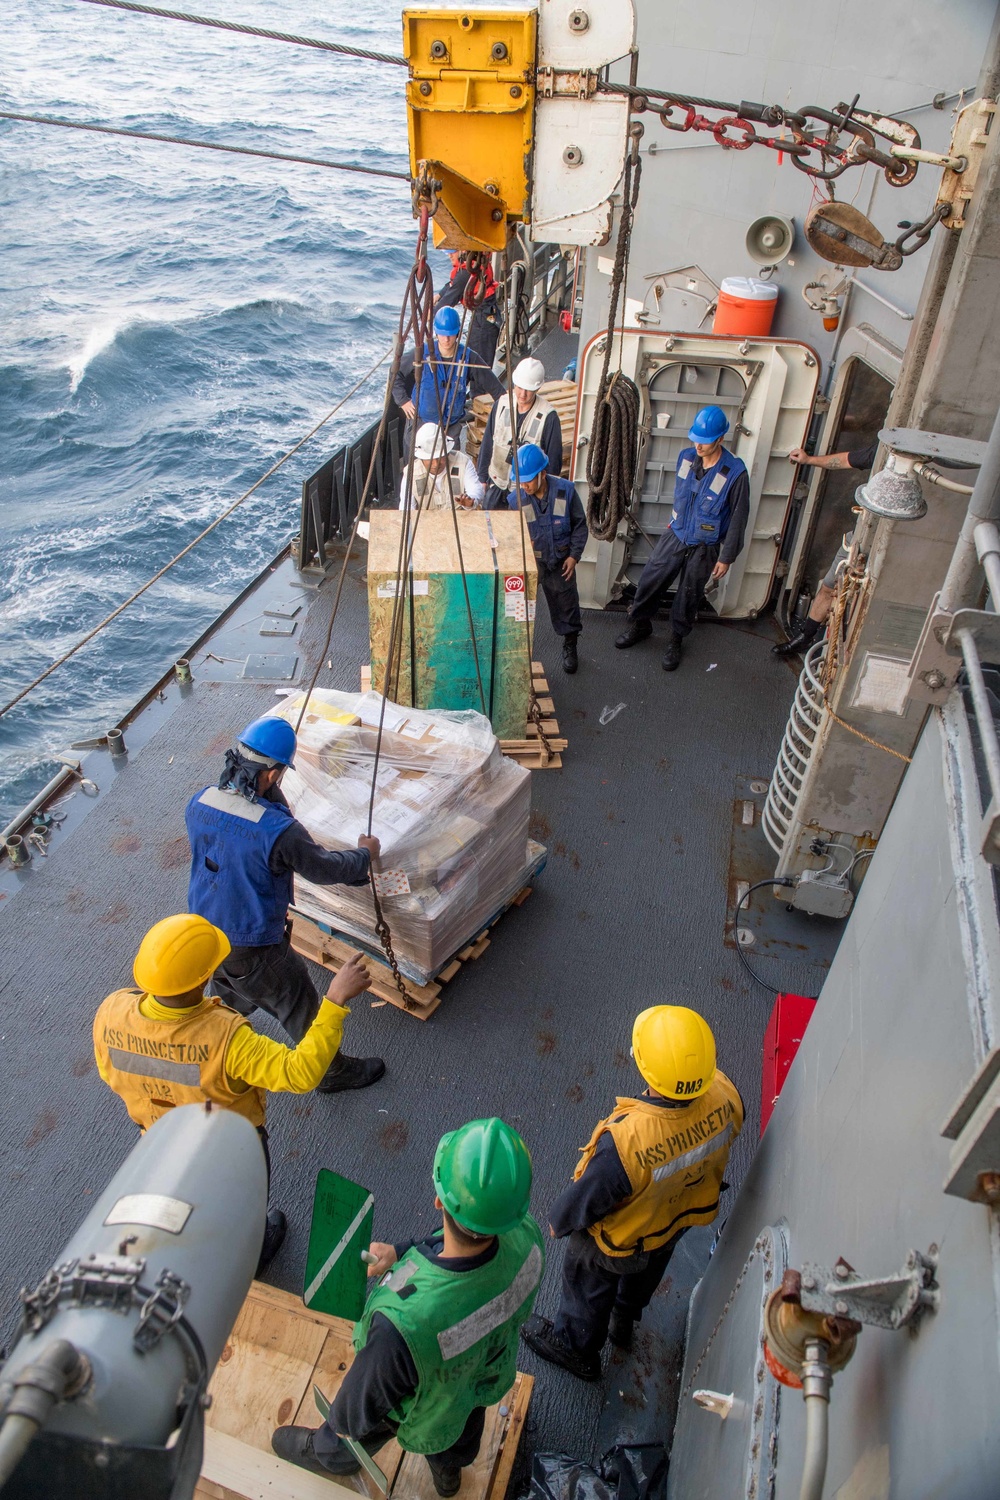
left=713, top=276, right=779, bottom=336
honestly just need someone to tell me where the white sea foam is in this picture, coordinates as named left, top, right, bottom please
left=67, top=310, right=145, bottom=393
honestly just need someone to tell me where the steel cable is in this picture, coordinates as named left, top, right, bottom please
left=0, top=350, right=393, bottom=722
left=70, top=0, right=407, bottom=65
left=0, top=111, right=410, bottom=181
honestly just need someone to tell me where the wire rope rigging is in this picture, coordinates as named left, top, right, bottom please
left=70, top=0, right=407, bottom=66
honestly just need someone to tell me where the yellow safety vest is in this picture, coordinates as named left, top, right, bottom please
left=93, top=988, right=266, bottom=1130
left=488, top=395, right=556, bottom=489
left=574, top=1074, right=743, bottom=1257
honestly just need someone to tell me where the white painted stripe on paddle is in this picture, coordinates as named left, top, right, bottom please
left=305, top=1193, right=375, bottom=1305
left=651, top=1123, right=734, bottom=1182
left=437, top=1243, right=543, bottom=1361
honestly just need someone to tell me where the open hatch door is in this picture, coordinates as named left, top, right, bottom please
left=572, top=331, right=820, bottom=619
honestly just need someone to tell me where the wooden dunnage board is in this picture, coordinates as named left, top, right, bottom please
left=196, top=1282, right=533, bottom=1500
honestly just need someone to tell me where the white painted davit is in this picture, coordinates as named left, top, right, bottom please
left=571, top=331, right=821, bottom=620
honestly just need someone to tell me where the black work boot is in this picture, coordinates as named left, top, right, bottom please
left=562, top=633, right=579, bottom=674
left=520, top=1315, right=601, bottom=1381
left=608, top=1309, right=635, bottom=1351
left=772, top=618, right=821, bottom=657
left=661, top=632, right=682, bottom=672
left=614, top=618, right=652, bottom=649
left=256, top=1208, right=287, bottom=1273
left=271, top=1425, right=359, bottom=1478
left=317, top=1052, right=386, bottom=1093
left=426, top=1458, right=463, bottom=1497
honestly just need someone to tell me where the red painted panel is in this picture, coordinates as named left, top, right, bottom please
left=760, top=992, right=817, bottom=1135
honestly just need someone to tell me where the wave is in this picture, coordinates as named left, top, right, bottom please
left=67, top=308, right=157, bottom=393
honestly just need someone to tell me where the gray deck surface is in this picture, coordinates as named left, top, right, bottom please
left=0, top=533, right=827, bottom=1482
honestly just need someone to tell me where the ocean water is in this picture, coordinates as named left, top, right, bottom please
left=0, top=0, right=449, bottom=822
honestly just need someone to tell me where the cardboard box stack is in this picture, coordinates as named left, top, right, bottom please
left=275, top=690, right=538, bottom=984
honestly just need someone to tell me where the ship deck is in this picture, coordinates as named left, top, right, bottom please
left=0, top=405, right=842, bottom=1486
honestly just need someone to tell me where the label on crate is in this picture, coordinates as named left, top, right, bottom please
left=373, top=868, right=411, bottom=897
left=377, top=579, right=429, bottom=598
left=505, top=596, right=536, bottom=621
left=505, top=574, right=525, bottom=593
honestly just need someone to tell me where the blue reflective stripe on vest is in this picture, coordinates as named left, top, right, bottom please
left=416, top=339, right=471, bottom=427
left=671, top=446, right=747, bottom=547
left=508, top=473, right=576, bottom=569
left=185, top=787, right=294, bottom=948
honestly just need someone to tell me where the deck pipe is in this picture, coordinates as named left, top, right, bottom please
left=798, top=1338, right=832, bottom=1500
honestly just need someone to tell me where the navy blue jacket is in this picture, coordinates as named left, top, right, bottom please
left=507, top=474, right=588, bottom=570
left=186, top=783, right=369, bottom=949
left=671, top=445, right=749, bottom=555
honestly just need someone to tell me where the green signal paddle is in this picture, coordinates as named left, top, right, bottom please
left=303, top=1168, right=375, bottom=1320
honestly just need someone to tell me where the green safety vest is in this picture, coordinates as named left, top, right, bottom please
left=354, top=1217, right=545, bottom=1453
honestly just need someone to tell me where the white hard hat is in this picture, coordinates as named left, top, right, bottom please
left=413, top=423, right=455, bottom=461
left=512, top=357, right=545, bottom=393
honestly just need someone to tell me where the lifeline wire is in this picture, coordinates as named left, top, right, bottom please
left=0, top=111, right=410, bottom=182
left=70, top=0, right=407, bottom=65
left=0, top=348, right=393, bottom=722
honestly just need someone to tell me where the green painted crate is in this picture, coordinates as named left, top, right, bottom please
left=368, top=511, right=538, bottom=740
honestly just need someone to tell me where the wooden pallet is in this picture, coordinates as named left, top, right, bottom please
left=195, top=1281, right=533, bottom=1500
left=464, top=382, right=577, bottom=477
left=359, top=663, right=566, bottom=771
left=290, top=885, right=535, bottom=1022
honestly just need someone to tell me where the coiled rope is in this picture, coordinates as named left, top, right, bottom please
left=586, top=133, right=642, bottom=541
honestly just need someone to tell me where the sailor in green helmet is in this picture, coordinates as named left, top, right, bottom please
left=272, top=1118, right=544, bottom=1495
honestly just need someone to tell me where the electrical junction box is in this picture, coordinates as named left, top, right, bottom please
left=367, top=511, right=537, bottom=740
left=789, top=868, right=855, bottom=919
left=761, top=992, right=817, bottom=1135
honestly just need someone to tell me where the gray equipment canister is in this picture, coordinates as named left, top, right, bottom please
left=1, top=1103, right=266, bottom=1447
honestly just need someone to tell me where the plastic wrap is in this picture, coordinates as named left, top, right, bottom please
left=275, top=689, right=540, bottom=984
left=530, top=1447, right=668, bottom=1500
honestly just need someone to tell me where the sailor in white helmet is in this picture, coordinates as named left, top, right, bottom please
left=400, top=423, right=487, bottom=511
left=477, top=357, right=563, bottom=510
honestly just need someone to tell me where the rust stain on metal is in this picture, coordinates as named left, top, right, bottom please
left=111, top=834, right=142, bottom=856
left=71, top=1055, right=93, bottom=1078
left=379, top=1120, right=409, bottom=1152
left=536, top=1030, right=557, bottom=1056
left=99, top=901, right=130, bottom=926
left=159, top=837, right=189, bottom=870
left=24, top=1109, right=58, bottom=1149
left=565, top=1083, right=584, bottom=1104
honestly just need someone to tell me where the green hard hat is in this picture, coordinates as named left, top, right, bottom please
left=433, top=1118, right=532, bottom=1236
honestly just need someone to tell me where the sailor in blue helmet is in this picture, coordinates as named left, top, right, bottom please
left=508, top=443, right=588, bottom=674
left=615, top=406, right=750, bottom=670
left=185, top=716, right=385, bottom=1092
left=392, top=304, right=503, bottom=458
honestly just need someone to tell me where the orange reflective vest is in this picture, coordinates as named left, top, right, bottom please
left=574, top=1074, right=743, bottom=1257
left=93, top=988, right=266, bottom=1130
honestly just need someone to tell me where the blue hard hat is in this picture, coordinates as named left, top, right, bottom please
left=238, top=716, right=297, bottom=767
left=688, top=405, right=729, bottom=444
left=434, top=305, right=462, bottom=337
left=514, top=443, right=548, bottom=483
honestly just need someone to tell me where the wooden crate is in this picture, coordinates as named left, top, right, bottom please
left=464, top=382, right=579, bottom=479
left=359, top=663, right=566, bottom=772
left=195, top=1282, right=533, bottom=1500
left=290, top=882, right=536, bottom=1023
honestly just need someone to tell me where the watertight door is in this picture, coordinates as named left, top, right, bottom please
left=573, top=331, right=820, bottom=619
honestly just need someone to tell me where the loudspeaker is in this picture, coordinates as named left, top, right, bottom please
left=745, top=214, right=794, bottom=266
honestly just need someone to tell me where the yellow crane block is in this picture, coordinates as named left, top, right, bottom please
left=403, top=7, right=536, bottom=250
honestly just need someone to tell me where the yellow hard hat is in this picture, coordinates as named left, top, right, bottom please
left=133, top=914, right=231, bottom=997
left=632, top=1006, right=716, bottom=1100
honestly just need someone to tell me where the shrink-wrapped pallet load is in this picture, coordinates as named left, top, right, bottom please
left=275, top=689, right=542, bottom=984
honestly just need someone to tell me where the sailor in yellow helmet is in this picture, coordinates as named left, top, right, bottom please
left=93, top=913, right=372, bottom=1269
left=521, top=1005, right=743, bottom=1381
